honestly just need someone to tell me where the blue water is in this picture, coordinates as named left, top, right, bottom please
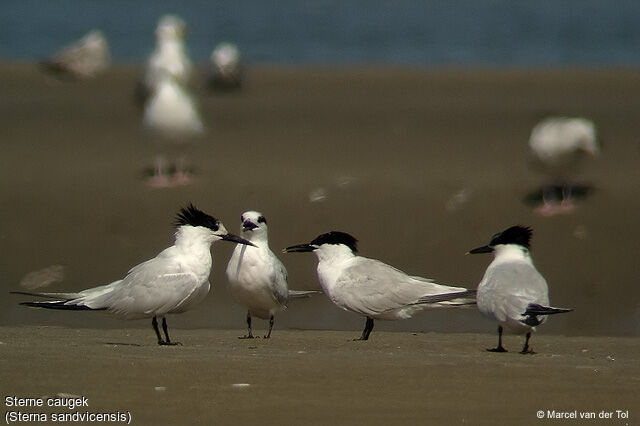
left=2, top=0, right=640, bottom=66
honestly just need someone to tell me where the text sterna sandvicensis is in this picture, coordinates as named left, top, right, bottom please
left=468, top=226, right=572, bottom=354
left=285, top=231, right=476, bottom=341
left=226, top=211, right=315, bottom=338
left=529, top=117, right=599, bottom=215
left=14, top=204, right=254, bottom=345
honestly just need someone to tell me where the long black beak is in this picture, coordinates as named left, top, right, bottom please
left=222, top=233, right=256, bottom=247
left=283, top=243, right=315, bottom=253
left=467, top=245, right=493, bottom=255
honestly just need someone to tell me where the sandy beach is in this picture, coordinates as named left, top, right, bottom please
left=1, top=63, right=639, bottom=424
left=1, top=327, right=638, bottom=425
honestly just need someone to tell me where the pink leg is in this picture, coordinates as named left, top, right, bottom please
left=146, top=156, right=172, bottom=188
left=171, top=156, right=193, bottom=186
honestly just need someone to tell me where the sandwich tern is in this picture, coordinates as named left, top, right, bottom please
left=13, top=204, right=254, bottom=345
left=528, top=117, right=599, bottom=215
left=226, top=211, right=315, bottom=338
left=40, top=29, right=110, bottom=79
left=284, top=231, right=476, bottom=340
left=468, top=225, right=572, bottom=354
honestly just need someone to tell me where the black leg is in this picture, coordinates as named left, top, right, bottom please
left=520, top=332, right=535, bottom=354
left=264, top=315, right=274, bottom=339
left=239, top=311, right=255, bottom=339
left=354, top=317, right=374, bottom=341
left=487, top=325, right=507, bottom=352
left=152, top=316, right=165, bottom=345
left=159, top=317, right=182, bottom=346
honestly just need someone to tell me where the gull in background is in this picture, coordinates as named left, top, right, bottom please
left=143, top=73, right=204, bottom=187
left=528, top=116, right=599, bottom=215
left=208, top=42, right=244, bottom=92
left=13, top=204, right=254, bottom=345
left=468, top=225, right=572, bottom=354
left=226, top=211, right=316, bottom=338
left=137, top=14, right=192, bottom=104
left=40, top=29, right=110, bottom=79
left=284, top=231, right=476, bottom=340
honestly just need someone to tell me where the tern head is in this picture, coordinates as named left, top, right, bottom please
left=175, top=204, right=255, bottom=246
left=239, top=211, right=268, bottom=242
left=468, top=225, right=532, bottom=255
left=284, top=231, right=358, bottom=259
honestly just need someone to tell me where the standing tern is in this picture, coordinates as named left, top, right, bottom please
left=528, top=117, right=599, bottom=215
left=13, top=204, right=254, bottom=345
left=284, top=231, right=476, bottom=340
left=226, top=211, right=315, bottom=338
left=468, top=225, right=572, bottom=354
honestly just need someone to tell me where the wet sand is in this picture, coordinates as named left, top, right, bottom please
left=1, top=327, right=638, bottom=425
left=1, top=63, right=639, bottom=424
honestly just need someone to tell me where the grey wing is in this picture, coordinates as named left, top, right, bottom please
left=80, top=257, right=203, bottom=318
left=478, top=263, right=549, bottom=323
left=333, top=258, right=464, bottom=317
left=268, top=252, right=289, bottom=307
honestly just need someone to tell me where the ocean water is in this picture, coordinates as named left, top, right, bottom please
left=2, top=0, right=640, bottom=66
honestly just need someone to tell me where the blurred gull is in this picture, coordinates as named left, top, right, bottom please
left=40, top=30, right=110, bottom=79
left=208, top=42, right=244, bottom=91
left=468, top=226, right=572, bottom=354
left=137, top=15, right=192, bottom=104
left=226, top=211, right=316, bottom=338
left=143, top=74, right=204, bottom=187
left=285, top=231, right=475, bottom=340
left=13, top=205, right=254, bottom=345
left=528, top=117, right=599, bottom=215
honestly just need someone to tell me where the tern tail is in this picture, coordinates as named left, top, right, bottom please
left=521, top=303, right=573, bottom=327
left=417, top=289, right=477, bottom=305
left=10, top=290, right=104, bottom=311
left=288, top=290, right=320, bottom=299
left=19, top=300, right=103, bottom=311
left=524, top=303, right=573, bottom=316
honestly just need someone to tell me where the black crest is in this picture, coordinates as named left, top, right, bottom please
left=310, top=231, right=358, bottom=253
left=175, top=204, right=219, bottom=231
left=490, top=225, right=532, bottom=249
